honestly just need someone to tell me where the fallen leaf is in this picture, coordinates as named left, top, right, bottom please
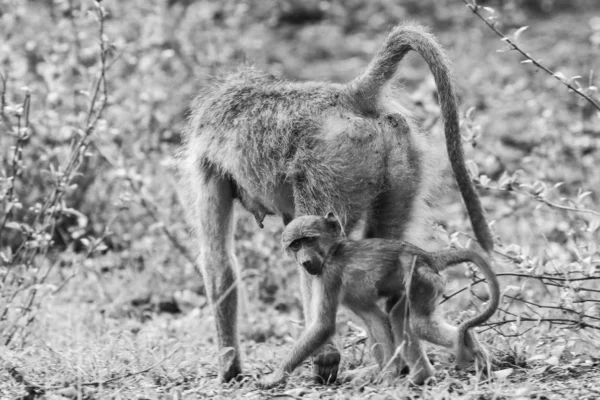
left=493, top=368, right=513, bottom=380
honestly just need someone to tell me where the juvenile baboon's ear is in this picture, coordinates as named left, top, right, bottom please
left=325, top=212, right=342, bottom=235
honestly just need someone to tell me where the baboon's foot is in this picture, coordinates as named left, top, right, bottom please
left=408, top=363, right=435, bottom=385
left=340, top=365, right=379, bottom=383
left=455, top=333, right=493, bottom=373
left=342, top=363, right=407, bottom=384
left=220, top=358, right=243, bottom=383
left=465, top=348, right=494, bottom=379
left=257, top=370, right=286, bottom=389
left=312, top=346, right=341, bottom=384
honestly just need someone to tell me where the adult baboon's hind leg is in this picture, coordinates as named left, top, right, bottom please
left=191, top=164, right=241, bottom=382
left=369, top=177, right=436, bottom=384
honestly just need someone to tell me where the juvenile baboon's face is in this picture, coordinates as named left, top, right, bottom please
left=282, top=214, right=341, bottom=275
left=287, top=236, right=325, bottom=275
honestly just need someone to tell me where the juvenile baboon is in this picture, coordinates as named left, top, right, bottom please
left=180, top=22, right=494, bottom=383
left=258, top=214, right=499, bottom=388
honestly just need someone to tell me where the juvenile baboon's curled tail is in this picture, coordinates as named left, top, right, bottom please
left=350, top=22, right=494, bottom=253
left=432, top=250, right=500, bottom=331
left=430, top=249, right=500, bottom=366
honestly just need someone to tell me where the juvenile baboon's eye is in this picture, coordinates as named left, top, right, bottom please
left=304, top=237, right=317, bottom=245
left=289, top=240, right=302, bottom=251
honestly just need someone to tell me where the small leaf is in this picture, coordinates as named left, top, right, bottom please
left=521, top=59, right=533, bottom=64
left=479, top=175, right=490, bottom=187
left=513, top=26, right=529, bottom=40
left=550, top=345, right=566, bottom=358
left=553, top=72, right=568, bottom=83
left=588, top=218, right=600, bottom=233
left=531, top=365, right=551, bottom=375
left=578, top=191, right=592, bottom=201
left=502, top=285, right=521, bottom=297
left=466, top=160, right=479, bottom=178
left=465, top=106, right=476, bottom=119
left=527, top=354, right=547, bottom=362
left=545, top=355, right=560, bottom=366
left=493, top=368, right=513, bottom=380
left=219, top=347, right=237, bottom=371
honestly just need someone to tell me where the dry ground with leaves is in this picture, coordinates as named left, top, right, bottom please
left=2, top=0, right=600, bottom=399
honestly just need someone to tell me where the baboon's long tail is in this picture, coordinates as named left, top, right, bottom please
left=435, top=250, right=500, bottom=331
left=349, top=22, right=494, bottom=253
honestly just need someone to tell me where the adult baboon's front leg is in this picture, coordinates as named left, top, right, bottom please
left=300, top=271, right=341, bottom=384
left=193, top=167, right=241, bottom=382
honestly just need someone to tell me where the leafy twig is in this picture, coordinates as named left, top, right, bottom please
left=462, top=0, right=600, bottom=112
left=483, top=317, right=599, bottom=330
left=1, top=0, right=111, bottom=347
left=490, top=183, right=600, bottom=218
left=0, top=90, right=30, bottom=235
left=441, top=271, right=600, bottom=304
left=0, top=70, right=9, bottom=126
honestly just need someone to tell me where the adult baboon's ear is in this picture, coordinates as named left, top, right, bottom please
left=325, top=212, right=341, bottom=235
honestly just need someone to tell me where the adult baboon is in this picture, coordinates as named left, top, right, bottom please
left=180, top=22, right=494, bottom=383
left=258, top=214, right=498, bottom=388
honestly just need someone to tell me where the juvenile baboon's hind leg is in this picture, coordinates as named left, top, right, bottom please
left=410, top=264, right=490, bottom=370
left=411, top=311, right=486, bottom=369
left=389, top=297, right=435, bottom=384
left=190, top=164, right=242, bottom=382
left=352, top=305, right=399, bottom=375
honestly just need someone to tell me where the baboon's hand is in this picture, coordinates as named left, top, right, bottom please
left=312, top=345, right=341, bottom=384
left=258, top=370, right=286, bottom=389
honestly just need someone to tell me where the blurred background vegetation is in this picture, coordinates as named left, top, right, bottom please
left=1, top=0, right=600, bottom=398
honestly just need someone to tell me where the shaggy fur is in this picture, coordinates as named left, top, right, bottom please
left=259, top=215, right=498, bottom=388
left=179, top=21, right=493, bottom=382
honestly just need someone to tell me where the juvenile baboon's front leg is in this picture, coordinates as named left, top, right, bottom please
left=260, top=277, right=339, bottom=388
left=259, top=318, right=337, bottom=388
left=193, top=168, right=242, bottom=382
left=389, top=297, right=435, bottom=384
left=300, top=271, right=341, bottom=384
